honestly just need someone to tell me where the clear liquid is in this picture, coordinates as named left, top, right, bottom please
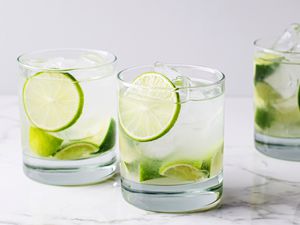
left=119, top=82, right=224, bottom=185
left=254, top=51, right=300, bottom=138
left=20, top=75, right=116, bottom=158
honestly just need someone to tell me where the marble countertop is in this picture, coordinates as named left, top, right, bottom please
left=0, top=96, right=300, bottom=225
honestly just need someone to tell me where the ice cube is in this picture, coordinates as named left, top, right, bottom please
left=81, top=53, right=108, bottom=66
left=40, top=57, right=80, bottom=69
left=154, top=62, right=182, bottom=80
left=32, top=54, right=109, bottom=70
left=173, top=76, right=192, bottom=103
left=273, top=23, right=300, bottom=52
left=189, top=80, right=223, bottom=101
left=154, top=62, right=192, bottom=102
left=265, top=63, right=300, bottom=98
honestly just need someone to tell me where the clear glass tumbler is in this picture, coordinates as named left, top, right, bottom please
left=254, top=38, right=300, bottom=161
left=17, top=49, right=117, bottom=185
left=117, top=64, right=225, bottom=212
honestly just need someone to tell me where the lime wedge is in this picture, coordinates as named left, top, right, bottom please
left=255, top=107, right=275, bottom=129
left=55, top=142, right=98, bottom=160
left=159, top=160, right=207, bottom=181
left=84, top=118, right=116, bottom=153
left=119, top=72, right=180, bottom=142
left=23, top=72, right=84, bottom=131
left=298, top=86, right=300, bottom=111
left=254, top=53, right=282, bottom=83
left=200, top=160, right=211, bottom=175
left=139, top=159, right=162, bottom=182
left=202, top=148, right=223, bottom=177
left=29, top=126, right=63, bottom=157
left=255, top=82, right=281, bottom=105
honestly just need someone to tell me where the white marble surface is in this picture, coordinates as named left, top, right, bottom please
left=0, top=96, right=300, bottom=225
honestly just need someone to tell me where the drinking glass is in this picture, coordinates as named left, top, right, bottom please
left=117, top=64, right=225, bottom=212
left=17, top=49, right=117, bottom=185
left=254, top=38, right=300, bottom=161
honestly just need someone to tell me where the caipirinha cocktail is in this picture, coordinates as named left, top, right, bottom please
left=118, top=64, right=225, bottom=212
left=18, top=49, right=117, bottom=185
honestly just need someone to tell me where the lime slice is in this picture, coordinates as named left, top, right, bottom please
left=254, top=53, right=282, bottom=83
left=23, top=72, right=84, bottom=132
left=55, top=142, right=98, bottom=160
left=255, top=82, right=281, bottom=105
left=119, top=72, right=180, bottom=142
left=142, top=177, right=191, bottom=185
left=159, top=160, right=207, bottom=181
left=29, top=126, right=63, bottom=157
left=84, top=118, right=116, bottom=153
left=139, top=159, right=162, bottom=182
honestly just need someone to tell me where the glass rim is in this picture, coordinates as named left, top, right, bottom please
left=17, top=48, right=117, bottom=71
left=117, top=64, right=225, bottom=90
left=254, top=38, right=300, bottom=55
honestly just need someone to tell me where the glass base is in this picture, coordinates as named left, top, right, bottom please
left=255, top=132, right=300, bottom=161
left=121, top=173, right=223, bottom=213
left=23, top=151, right=117, bottom=186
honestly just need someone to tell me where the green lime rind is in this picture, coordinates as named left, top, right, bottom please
left=255, top=107, right=276, bottom=130
left=139, top=159, right=162, bottom=182
left=97, top=118, right=116, bottom=153
left=29, top=126, right=63, bottom=157
left=119, top=72, right=181, bottom=142
left=254, top=53, right=282, bottom=83
left=159, top=160, right=207, bottom=181
left=85, top=118, right=116, bottom=154
left=54, top=141, right=98, bottom=160
left=23, top=71, right=84, bottom=132
left=298, top=86, right=300, bottom=111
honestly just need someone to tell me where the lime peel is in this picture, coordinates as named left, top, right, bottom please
left=83, top=118, right=116, bottom=154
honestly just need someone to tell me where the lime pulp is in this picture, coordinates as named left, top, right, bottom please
left=159, top=160, right=207, bottom=181
left=23, top=71, right=84, bottom=132
left=55, top=142, right=99, bottom=160
left=118, top=72, right=180, bottom=142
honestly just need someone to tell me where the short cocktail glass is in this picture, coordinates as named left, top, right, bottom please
left=254, top=25, right=300, bottom=161
left=117, top=64, right=225, bottom=212
left=17, top=49, right=117, bottom=185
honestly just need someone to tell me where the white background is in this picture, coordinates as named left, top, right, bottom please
left=0, top=0, right=299, bottom=96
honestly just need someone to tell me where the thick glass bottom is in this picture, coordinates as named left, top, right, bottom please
left=255, top=132, right=300, bottom=161
left=23, top=151, right=117, bottom=186
left=121, top=173, right=223, bottom=213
